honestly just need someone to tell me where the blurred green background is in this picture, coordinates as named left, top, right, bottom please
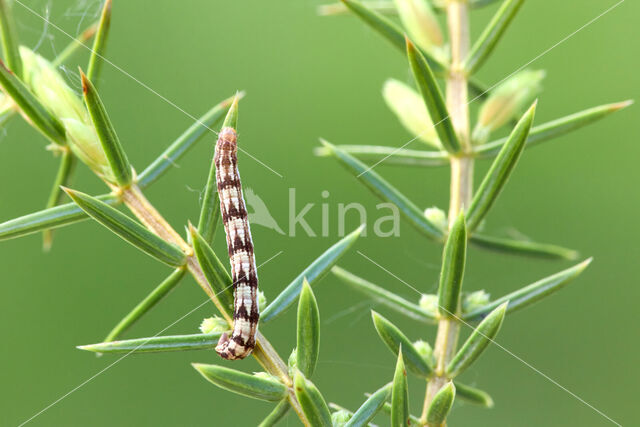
left=0, top=0, right=637, bottom=425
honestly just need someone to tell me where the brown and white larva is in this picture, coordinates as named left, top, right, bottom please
left=214, top=126, right=259, bottom=360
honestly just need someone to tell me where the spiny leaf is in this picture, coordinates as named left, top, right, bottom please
left=258, top=399, right=290, bottom=427
left=446, top=302, right=508, bottom=377
left=466, top=101, right=537, bottom=231
left=81, top=71, right=132, bottom=187
left=475, top=100, right=634, bottom=157
left=390, top=348, right=408, bottom=427
left=344, top=383, right=392, bottom=427
left=297, top=280, right=321, bottom=378
left=63, top=188, right=186, bottom=267
left=0, top=60, right=66, bottom=144
left=426, top=382, right=455, bottom=425
left=78, top=331, right=224, bottom=354
left=0, top=0, right=22, bottom=78
left=0, top=194, right=117, bottom=242
left=406, top=36, right=460, bottom=154
left=261, top=225, right=364, bottom=323
left=321, top=140, right=443, bottom=240
left=314, top=144, right=449, bottom=167
left=103, top=268, right=187, bottom=342
left=42, top=150, right=76, bottom=250
left=138, top=93, right=240, bottom=187
left=189, top=225, right=234, bottom=316
left=437, top=213, right=467, bottom=317
left=339, top=0, right=445, bottom=72
left=469, top=232, right=578, bottom=260
left=332, top=266, right=436, bottom=323
left=454, top=382, right=494, bottom=408
left=194, top=364, right=287, bottom=402
left=86, top=0, right=112, bottom=86
left=372, top=311, right=433, bottom=377
left=464, top=259, right=592, bottom=321
left=465, top=0, right=525, bottom=73
left=293, top=369, right=332, bottom=427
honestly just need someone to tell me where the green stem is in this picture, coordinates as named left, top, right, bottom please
left=119, top=182, right=308, bottom=425
left=422, top=1, right=472, bottom=424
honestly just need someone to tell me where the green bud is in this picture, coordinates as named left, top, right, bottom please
left=474, top=69, right=545, bottom=142
left=382, top=78, right=440, bottom=148
left=331, top=409, right=352, bottom=426
left=424, top=206, right=447, bottom=231
left=413, top=339, right=434, bottom=363
left=288, top=348, right=298, bottom=371
left=253, top=371, right=278, bottom=381
left=61, top=118, right=113, bottom=181
left=199, top=316, right=229, bottom=334
left=419, top=293, right=438, bottom=315
left=258, top=290, right=267, bottom=312
left=393, top=0, right=445, bottom=60
left=462, top=290, right=491, bottom=314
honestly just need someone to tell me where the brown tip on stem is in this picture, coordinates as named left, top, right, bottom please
left=611, top=99, right=634, bottom=110
left=79, top=68, right=89, bottom=94
left=81, top=23, right=99, bottom=41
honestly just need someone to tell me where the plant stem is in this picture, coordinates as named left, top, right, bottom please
left=422, top=1, right=473, bottom=424
left=119, top=182, right=308, bottom=425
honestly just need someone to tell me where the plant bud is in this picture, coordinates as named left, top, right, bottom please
left=419, top=293, right=438, bottom=315
left=331, top=410, right=352, bottom=426
left=20, top=47, right=113, bottom=179
left=393, top=0, right=445, bottom=60
left=462, top=290, right=491, bottom=313
left=383, top=79, right=440, bottom=147
left=288, top=348, right=298, bottom=371
left=413, top=339, right=434, bottom=363
left=258, top=290, right=267, bottom=311
left=199, top=316, right=228, bottom=334
left=474, top=69, right=545, bottom=142
left=424, top=206, right=447, bottom=231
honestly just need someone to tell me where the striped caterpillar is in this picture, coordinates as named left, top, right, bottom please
left=214, top=126, right=259, bottom=360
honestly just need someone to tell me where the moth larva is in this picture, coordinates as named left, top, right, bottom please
left=214, top=126, right=259, bottom=360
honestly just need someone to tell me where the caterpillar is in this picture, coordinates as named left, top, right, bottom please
left=214, top=126, right=259, bottom=360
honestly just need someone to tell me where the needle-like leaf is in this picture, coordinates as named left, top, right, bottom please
left=103, top=268, right=187, bottom=342
left=0, top=60, right=66, bottom=144
left=406, top=37, right=460, bottom=154
left=372, top=311, right=433, bottom=377
left=81, top=71, right=132, bottom=187
left=475, top=100, right=634, bottom=157
left=293, top=369, right=333, bottom=427
left=464, top=258, right=591, bottom=321
left=391, top=348, right=408, bottom=427
left=315, top=144, right=449, bottom=167
left=339, top=0, right=445, bottom=72
left=86, top=0, right=112, bottom=86
left=197, top=95, right=239, bottom=243
left=318, top=1, right=396, bottom=16
left=332, top=266, right=436, bottom=323
left=446, top=302, right=508, bottom=377
left=42, top=151, right=76, bottom=250
left=194, top=364, right=288, bottom=402
left=466, top=101, right=536, bottom=231
left=0, top=0, right=23, bottom=78
left=469, top=233, right=577, bottom=260
left=344, top=383, right=392, bottom=427
left=189, top=225, right=234, bottom=316
left=259, top=399, right=290, bottom=427
left=426, top=382, right=455, bottom=425
left=437, top=213, right=467, bottom=317
left=453, top=382, right=494, bottom=408
left=261, top=225, right=364, bottom=323
left=78, top=331, right=224, bottom=354
left=63, top=188, right=186, bottom=267
left=138, top=93, right=240, bottom=187
left=465, top=0, right=525, bottom=73
left=0, top=194, right=117, bottom=242
left=321, top=140, right=443, bottom=240
left=297, top=280, right=321, bottom=378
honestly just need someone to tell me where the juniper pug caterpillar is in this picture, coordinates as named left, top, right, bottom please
left=214, top=122, right=260, bottom=360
